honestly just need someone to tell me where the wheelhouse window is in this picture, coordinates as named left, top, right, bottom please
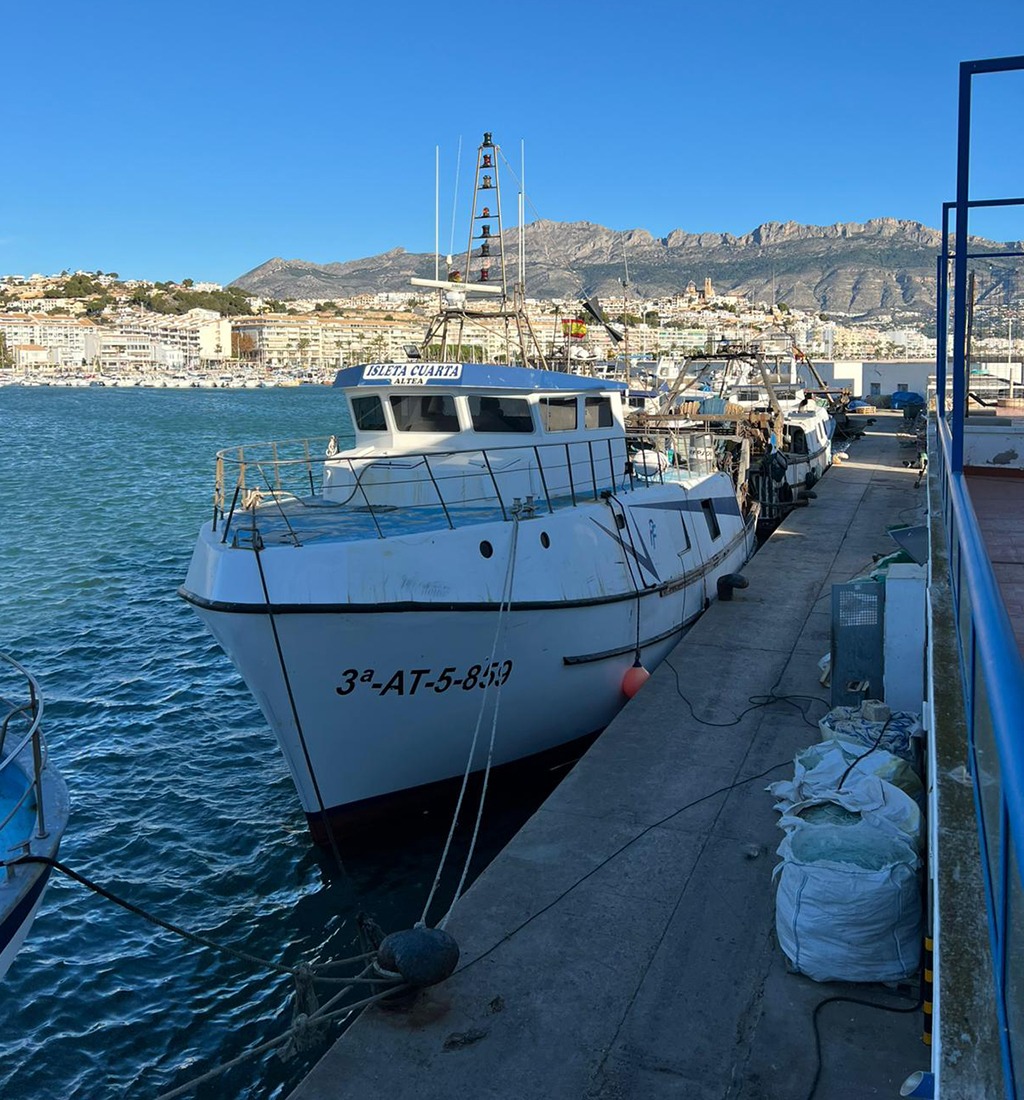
left=585, top=396, right=613, bottom=429
left=700, top=498, right=721, bottom=539
left=788, top=427, right=808, bottom=455
left=389, top=393, right=459, bottom=432
left=351, top=395, right=386, bottom=432
left=469, top=395, right=534, bottom=433
left=541, top=396, right=577, bottom=432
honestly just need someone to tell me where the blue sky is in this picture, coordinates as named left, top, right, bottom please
left=5, top=0, right=1024, bottom=284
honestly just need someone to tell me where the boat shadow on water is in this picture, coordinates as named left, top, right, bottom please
left=302, top=733, right=596, bottom=901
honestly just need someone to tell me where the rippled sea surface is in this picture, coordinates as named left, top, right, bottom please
left=0, top=386, right=550, bottom=1099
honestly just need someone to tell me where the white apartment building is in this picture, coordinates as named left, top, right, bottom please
left=0, top=309, right=232, bottom=372
left=103, top=309, right=232, bottom=369
left=0, top=314, right=99, bottom=366
left=13, top=344, right=50, bottom=369
left=232, top=313, right=448, bottom=369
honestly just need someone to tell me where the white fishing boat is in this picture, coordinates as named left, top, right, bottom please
left=180, top=364, right=757, bottom=842
left=727, top=378, right=834, bottom=490
left=179, top=133, right=758, bottom=843
left=640, top=350, right=838, bottom=528
left=0, top=653, right=68, bottom=980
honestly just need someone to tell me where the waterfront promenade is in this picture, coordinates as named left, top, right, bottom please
left=290, top=414, right=939, bottom=1099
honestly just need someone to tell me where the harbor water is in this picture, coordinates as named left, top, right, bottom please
left=0, top=386, right=555, bottom=1098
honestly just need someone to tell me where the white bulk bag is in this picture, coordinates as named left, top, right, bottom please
left=769, top=738, right=924, bottom=808
left=774, top=821, right=922, bottom=983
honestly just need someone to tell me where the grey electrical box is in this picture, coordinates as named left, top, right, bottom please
left=831, top=580, right=886, bottom=707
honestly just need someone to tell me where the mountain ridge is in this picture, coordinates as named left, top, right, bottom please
left=231, top=218, right=1021, bottom=321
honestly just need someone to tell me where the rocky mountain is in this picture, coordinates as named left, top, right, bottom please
left=232, top=218, right=1024, bottom=322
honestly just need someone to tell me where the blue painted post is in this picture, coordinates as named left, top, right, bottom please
left=950, top=62, right=972, bottom=473
left=936, top=203, right=951, bottom=417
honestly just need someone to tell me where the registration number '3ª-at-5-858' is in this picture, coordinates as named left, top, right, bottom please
left=335, top=661, right=514, bottom=698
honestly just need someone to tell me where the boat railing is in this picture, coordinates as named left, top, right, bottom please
left=0, top=652, right=50, bottom=845
left=210, top=430, right=720, bottom=544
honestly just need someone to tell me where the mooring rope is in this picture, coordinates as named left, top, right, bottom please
left=1, top=853, right=410, bottom=1097
left=9, top=855, right=310, bottom=977
left=151, top=973, right=407, bottom=1100
left=438, top=514, right=521, bottom=930
left=5, top=853, right=380, bottom=985
left=605, top=492, right=645, bottom=658
left=418, top=514, right=520, bottom=929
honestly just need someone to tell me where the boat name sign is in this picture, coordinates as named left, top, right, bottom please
left=361, top=363, right=463, bottom=385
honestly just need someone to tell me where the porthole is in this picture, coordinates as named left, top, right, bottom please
left=480, top=540, right=494, bottom=558
left=540, top=531, right=551, bottom=548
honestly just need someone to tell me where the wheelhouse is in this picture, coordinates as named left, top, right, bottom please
left=333, top=363, right=625, bottom=452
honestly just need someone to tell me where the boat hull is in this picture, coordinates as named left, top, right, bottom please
left=0, top=758, right=68, bottom=981
left=183, top=474, right=756, bottom=841
left=0, top=863, right=54, bottom=979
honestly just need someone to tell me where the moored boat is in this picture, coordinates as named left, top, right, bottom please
left=0, top=653, right=68, bottom=980
left=180, top=132, right=760, bottom=844
left=180, top=363, right=758, bottom=843
left=638, top=351, right=839, bottom=527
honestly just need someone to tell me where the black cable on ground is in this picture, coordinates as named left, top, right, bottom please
left=663, top=656, right=829, bottom=730
left=803, top=984, right=923, bottom=1100
left=456, top=756, right=793, bottom=975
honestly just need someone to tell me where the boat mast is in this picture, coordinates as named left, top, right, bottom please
left=413, top=132, right=547, bottom=367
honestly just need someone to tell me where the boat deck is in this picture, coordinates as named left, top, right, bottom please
left=226, top=495, right=511, bottom=546
left=218, top=468, right=702, bottom=547
left=289, top=412, right=946, bottom=1099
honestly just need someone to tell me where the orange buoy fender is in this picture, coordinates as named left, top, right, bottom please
left=622, top=661, right=651, bottom=698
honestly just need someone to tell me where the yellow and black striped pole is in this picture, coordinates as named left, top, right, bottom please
left=922, top=935, right=934, bottom=1046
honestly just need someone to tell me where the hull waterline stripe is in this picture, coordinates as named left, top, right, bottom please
left=562, top=619, right=693, bottom=665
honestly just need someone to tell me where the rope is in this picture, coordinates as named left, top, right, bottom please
left=439, top=515, right=520, bottom=929
left=419, top=515, right=520, bottom=929
left=604, top=492, right=648, bottom=658
left=151, top=975, right=406, bottom=1100
left=8, top=856, right=408, bottom=1095
left=8, top=855, right=306, bottom=979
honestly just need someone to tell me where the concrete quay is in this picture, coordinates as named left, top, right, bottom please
left=292, top=413, right=934, bottom=1100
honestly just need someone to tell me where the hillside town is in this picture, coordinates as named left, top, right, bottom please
left=0, top=268, right=1018, bottom=400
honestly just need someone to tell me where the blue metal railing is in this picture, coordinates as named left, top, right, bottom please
left=934, top=423, right=1024, bottom=1098
left=935, top=54, right=1024, bottom=1099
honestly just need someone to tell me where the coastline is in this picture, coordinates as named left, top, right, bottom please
left=0, top=366, right=335, bottom=388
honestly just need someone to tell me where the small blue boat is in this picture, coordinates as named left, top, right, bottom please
left=0, top=653, right=68, bottom=980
